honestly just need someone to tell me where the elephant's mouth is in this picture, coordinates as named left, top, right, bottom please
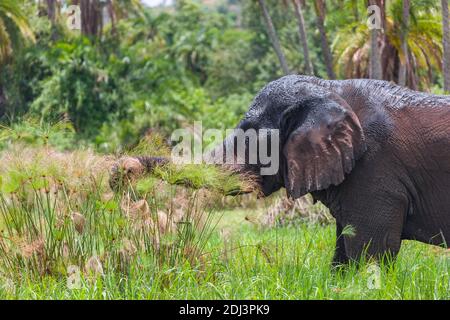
left=221, top=163, right=260, bottom=196
left=227, top=163, right=282, bottom=198
left=259, top=173, right=283, bottom=197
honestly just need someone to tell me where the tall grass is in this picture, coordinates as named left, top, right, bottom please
left=0, top=145, right=221, bottom=287
left=1, top=217, right=449, bottom=299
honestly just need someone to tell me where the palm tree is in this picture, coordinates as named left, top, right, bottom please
left=106, top=0, right=117, bottom=34
left=291, top=0, right=313, bottom=75
left=314, top=0, right=336, bottom=79
left=333, top=0, right=442, bottom=90
left=442, top=0, right=450, bottom=92
left=0, top=0, right=34, bottom=63
left=258, top=0, right=290, bottom=75
left=46, top=0, right=56, bottom=26
left=368, top=0, right=384, bottom=80
left=398, top=0, right=410, bottom=86
left=109, top=0, right=142, bottom=20
left=79, top=0, right=103, bottom=37
left=71, top=0, right=142, bottom=37
left=0, top=0, right=34, bottom=116
left=46, top=0, right=58, bottom=40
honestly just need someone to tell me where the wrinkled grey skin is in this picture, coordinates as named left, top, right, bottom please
left=113, top=75, right=450, bottom=267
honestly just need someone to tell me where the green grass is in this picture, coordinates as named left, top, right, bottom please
left=0, top=209, right=449, bottom=299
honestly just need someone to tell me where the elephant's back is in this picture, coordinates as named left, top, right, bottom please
left=342, top=78, right=450, bottom=110
left=390, top=103, right=450, bottom=171
left=347, top=78, right=450, bottom=155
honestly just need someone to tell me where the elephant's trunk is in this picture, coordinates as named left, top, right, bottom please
left=109, top=134, right=259, bottom=194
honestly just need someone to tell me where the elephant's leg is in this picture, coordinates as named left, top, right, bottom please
left=343, top=222, right=403, bottom=263
left=340, top=200, right=406, bottom=263
left=332, top=222, right=349, bottom=267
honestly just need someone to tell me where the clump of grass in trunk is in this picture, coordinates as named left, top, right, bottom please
left=150, top=164, right=256, bottom=196
left=126, top=133, right=171, bottom=158
left=124, top=133, right=258, bottom=196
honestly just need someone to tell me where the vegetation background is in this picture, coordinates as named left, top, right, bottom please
left=0, top=0, right=449, bottom=299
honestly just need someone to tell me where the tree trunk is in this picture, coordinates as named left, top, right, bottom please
left=46, top=0, right=58, bottom=40
left=46, top=0, right=56, bottom=25
left=442, top=0, right=450, bottom=92
left=368, top=0, right=384, bottom=80
left=314, top=0, right=336, bottom=79
left=292, top=0, right=313, bottom=75
left=79, top=0, right=103, bottom=37
left=258, top=0, right=290, bottom=75
left=398, top=0, right=410, bottom=86
left=107, top=0, right=117, bottom=35
left=369, top=30, right=383, bottom=79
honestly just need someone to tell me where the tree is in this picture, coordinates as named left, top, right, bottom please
left=258, top=0, right=290, bottom=75
left=0, top=0, right=34, bottom=116
left=79, top=0, right=103, bottom=37
left=105, top=0, right=143, bottom=35
left=106, top=0, right=117, bottom=35
left=71, top=0, right=142, bottom=37
left=334, top=0, right=442, bottom=90
left=46, top=0, right=56, bottom=26
left=368, top=0, right=384, bottom=80
left=442, top=0, right=450, bottom=92
left=46, top=0, right=58, bottom=40
left=314, top=0, right=336, bottom=79
left=0, top=0, right=34, bottom=63
left=292, top=0, right=313, bottom=75
left=398, top=0, right=410, bottom=86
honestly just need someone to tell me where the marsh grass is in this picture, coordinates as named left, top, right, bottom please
left=0, top=118, right=75, bottom=150
left=0, top=144, right=222, bottom=289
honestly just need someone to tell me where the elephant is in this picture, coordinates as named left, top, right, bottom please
left=111, top=75, right=450, bottom=266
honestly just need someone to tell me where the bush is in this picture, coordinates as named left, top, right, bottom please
left=30, top=38, right=134, bottom=139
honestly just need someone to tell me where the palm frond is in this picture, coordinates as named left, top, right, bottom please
left=0, top=0, right=34, bottom=64
left=0, top=17, right=12, bottom=63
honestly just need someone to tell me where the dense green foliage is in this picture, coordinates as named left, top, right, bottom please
left=0, top=0, right=448, bottom=150
left=1, top=1, right=259, bottom=150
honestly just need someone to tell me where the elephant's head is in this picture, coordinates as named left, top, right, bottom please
left=220, top=75, right=367, bottom=198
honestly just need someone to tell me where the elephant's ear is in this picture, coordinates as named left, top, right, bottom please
left=281, top=96, right=366, bottom=199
